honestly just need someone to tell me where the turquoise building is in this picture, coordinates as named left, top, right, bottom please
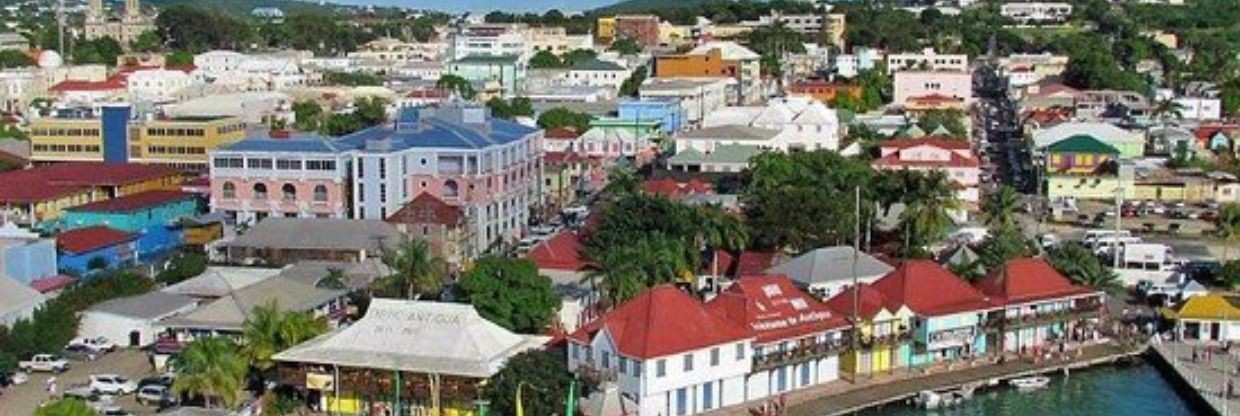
left=870, top=260, right=995, bottom=367
left=0, top=222, right=58, bottom=285
left=60, top=190, right=198, bottom=261
left=446, top=55, right=526, bottom=97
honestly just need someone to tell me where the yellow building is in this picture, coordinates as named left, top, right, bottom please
left=824, top=14, right=846, bottom=48
left=827, top=286, right=915, bottom=381
left=658, top=21, right=692, bottom=46
left=597, top=17, right=617, bottom=42
left=30, top=115, right=247, bottom=171
left=0, top=162, right=182, bottom=227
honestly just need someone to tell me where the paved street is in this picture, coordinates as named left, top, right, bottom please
left=0, top=350, right=161, bottom=416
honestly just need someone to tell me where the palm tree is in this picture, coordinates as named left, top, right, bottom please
left=588, top=235, right=694, bottom=305
left=241, top=302, right=329, bottom=376
left=1151, top=97, right=1185, bottom=127
left=1047, top=243, right=1122, bottom=292
left=697, top=207, right=748, bottom=275
left=172, top=337, right=248, bottom=409
left=1218, top=203, right=1240, bottom=261
left=316, top=268, right=347, bottom=290
left=981, top=185, right=1022, bottom=232
left=381, top=238, right=447, bottom=300
left=898, top=171, right=961, bottom=255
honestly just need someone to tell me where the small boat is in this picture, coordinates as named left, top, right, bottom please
left=914, top=390, right=944, bottom=409
left=1009, top=376, right=1051, bottom=391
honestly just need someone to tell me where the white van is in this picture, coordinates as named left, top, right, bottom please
left=1082, top=229, right=1132, bottom=247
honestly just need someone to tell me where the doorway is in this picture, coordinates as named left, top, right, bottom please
left=129, top=330, right=141, bottom=347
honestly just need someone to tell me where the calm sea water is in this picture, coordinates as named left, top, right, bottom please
left=858, top=363, right=1196, bottom=416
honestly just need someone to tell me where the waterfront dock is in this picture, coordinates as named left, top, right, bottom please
left=1150, top=342, right=1240, bottom=416
left=703, top=342, right=1144, bottom=416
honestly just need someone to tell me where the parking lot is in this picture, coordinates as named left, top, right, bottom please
left=0, top=349, right=161, bottom=416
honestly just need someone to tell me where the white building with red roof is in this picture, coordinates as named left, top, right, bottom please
left=870, top=260, right=995, bottom=367
left=975, top=258, right=1105, bottom=353
left=871, top=137, right=981, bottom=204
left=567, top=285, right=755, bottom=415
left=705, top=276, right=851, bottom=400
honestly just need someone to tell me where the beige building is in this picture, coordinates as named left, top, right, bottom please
left=84, top=0, right=155, bottom=46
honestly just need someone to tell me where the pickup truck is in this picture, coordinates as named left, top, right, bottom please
left=19, top=354, right=69, bottom=373
left=68, top=336, right=116, bottom=353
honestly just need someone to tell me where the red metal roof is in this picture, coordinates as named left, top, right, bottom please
left=526, top=231, right=589, bottom=271
left=737, top=251, right=780, bottom=276
left=30, top=275, right=77, bottom=293
left=569, top=285, right=751, bottom=359
left=49, top=74, right=126, bottom=93
left=871, top=151, right=981, bottom=168
left=880, top=137, right=972, bottom=150
left=871, top=260, right=994, bottom=316
left=544, top=127, right=581, bottom=140
left=641, top=178, right=713, bottom=198
left=975, top=258, right=1099, bottom=305
left=386, top=192, right=464, bottom=226
left=69, top=190, right=194, bottom=213
left=824, top=284, right=893, bottom=321
left=706, top=275, right=850, bottom=343
left=56, top=226, right=136, bottom=254
left=908, top=93, right=965, bottom=104
left=0, top=163, right=179, bottom=204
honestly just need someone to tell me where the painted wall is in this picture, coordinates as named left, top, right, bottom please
left=63, top=198, right=198, bottom=233
left=1, top=239, right=58, bottom=284
left=59, top=241, right=137, bottom=275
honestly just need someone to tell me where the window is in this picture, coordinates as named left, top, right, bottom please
left=443, top=180, right=459, bottom=198
left=632, top=360, right=641, bottom=376
left=313, top=185, right=328, bottom=202
left=281, top=184, right=296, bottom=201
left=683, top=354, right=693, bottom=372
left=656, top=359, right=666, bottom=377
left=602, top=351, right=611, bottom=369
left=801, top=363, right=811, bottom=386
left=619, top=357, right=627, bottom=374
left=276, top=159, right=302, bottom=170
left=570, top=344, right=579, bottom=360
left=710, top=348, right=720, bottom=366
left=703, top=382, right=714, bottom=410
left=246, top=158, right=272, bottom=169
left=736, top=343, right=746, bottom=360
left=252, top=183, right=268, bottom=200
left=676, top=388, right=688, bottom=416
left=222, top=182, right=236, bottom=199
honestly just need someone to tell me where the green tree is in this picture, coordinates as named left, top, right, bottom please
left=1221, top=260, right=1240, bottom=288
left=71, top=36, right=123, bottom=65
left=562, top=49, right=598, bottom=67
left=324, top=71, right=383, bottom=86
left=0, top=50, right=34, bottom=68
left=156, top=252, right=207, bottom=284
left=292, top=100, right=323, bottom=132
left=537, top=108, right=594, bottom=135
left=486, top=97, right=534, bottom=120
left=380, top=238, right=447, bottom=300
left=981, top=186, right=1022, bottom=232
left=1218, top=203, right=1240, bottom=261
left=484, top=350, right=585, bottom=416
left=129, top=31, right=162, bottom=52
left=321, top=114, right=362, bottom=136
left=34, top=398, right=95, bottom=416
left=172, top=337, right=248, bottom=409
left=618, top=65, right=648, bottom=97
left=317, top=268, right=347, bottom=290
left=916, top=109, right=968, bottom=137
left=165, top=50, right=194, bottom=66
left=896, top=171, right=961, bottom=257
left=458, top=257, right=559, bottom=333
left=608, top=37, right=642, bottom=55
left=742, top=150, right=878, bottom=251
left=155, top=5, right=251, bottom=52
left=353, top=96, right=388, bottom=127
left=1048, top=243, right=1122, bottom=291
left=528, top=50, right=562, bottom=68
left=436, top=74, right=475, bottom=100
left=241, top=301, right=329, bottom=373
left=976, top=225, right=1037, bottom=273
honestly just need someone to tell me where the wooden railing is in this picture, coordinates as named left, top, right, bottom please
left=984, top=306, right=1103, bottom=332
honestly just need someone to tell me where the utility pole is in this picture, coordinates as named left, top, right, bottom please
left=1113, top=188, right=1123, bottom=269
left=57, top=0, right=65, bottom=55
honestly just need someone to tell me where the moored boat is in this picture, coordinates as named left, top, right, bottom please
left=1010, top=375, right=1051, bottom=391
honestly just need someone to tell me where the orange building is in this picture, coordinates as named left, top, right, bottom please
left=654, top=49, right=738, bottom=78
left=787, top=80, right=862, bottom=103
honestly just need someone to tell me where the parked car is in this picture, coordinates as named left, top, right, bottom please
left=19, top=354, right=69, bottom=373
left=68, top=336, right=116, bottom=353
left=63, top=344, right=100, bottom=361
left=98, top=407, right=134, bottom=416
left=9, top=372, right=28, bottom=385
left=89, top=374, right=138, bottom=395
left=137, top=374, right=175, bottom=389
left=136, top=385, right=179, bottom=407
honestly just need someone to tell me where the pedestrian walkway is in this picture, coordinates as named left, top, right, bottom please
left=703, top=342, right=1141, bottom=416
left=1151, top=342, right=1240, bottom=416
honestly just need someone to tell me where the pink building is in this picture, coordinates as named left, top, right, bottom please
left=893, top=71, right=973, bottom=108
left=872, top=137, right=981, bottom=204
left=209, top=135, right=352, bottom=223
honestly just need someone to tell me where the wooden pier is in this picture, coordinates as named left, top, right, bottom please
left=1149, top=342, right=1240, bottom=416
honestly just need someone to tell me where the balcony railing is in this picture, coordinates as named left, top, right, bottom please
left=984, top=305, right=1103, bottom=332
left=860, top=331, right=913, bottom=349
left=753, top=340, right=850, bottom=371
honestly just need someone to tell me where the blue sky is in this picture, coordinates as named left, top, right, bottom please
left=329, top=0, right=620, bottom=14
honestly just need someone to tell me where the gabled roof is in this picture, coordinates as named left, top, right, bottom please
left=0, top=162, right=178, bottom=204
left=544, top=127, right=581, bottom=140
left=162, top=276, right=345, bottom=332
left=569, top=286, right=751, bottom=359
left=641, top=178, right=713, bottom=198
left=571, top=59, right=627, bottom=72
left=68, top=191, right=195, bottom=213
left=879, top=137, right=971, bottom=151
left=1032, top=122, right=1141, bottom=148
left=526, top=231, right=589, bottom=271
left=689, top=41, right=760, bottom=60
left=677, top=125, right=780, bottom=141
left=87, top=291, right=197, bottom=320
left=56, top=226, right=137, bottom=254
left=385, top=193, right=463, bottom=226
left=1178, top=294, right=1240, bottom=321
left=1044, top=134, right=1120, bottom=155
left=871, top=260, right=993, bottom=316
left=223, top=218, right=402, bottom=252
left=705, top=275, right=850, bottom=343
left=767, top=246, right=894, bottom=287
left=872, top=150, right=980, bottom=168
left=0, top=276, right=45, bottom=323
left=975, top=258, right=1099, bottom=305
left=667, top=144, right=763, bottom=165
left=824, top=284, right=893, bottom=321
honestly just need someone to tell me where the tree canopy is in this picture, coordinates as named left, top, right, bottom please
left=537, top=107, right=594, bottom=133
left=458, top=257, right=560, bottom=334
left=484, top=350, right=587, bottom=416
left=742, top=150, right=878, bottom=251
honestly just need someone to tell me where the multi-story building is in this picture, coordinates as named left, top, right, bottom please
left=83, top=0, right=154, bottom=45
left=524, top=26, right=593, bottom=56
left=448, top=24, right=529, bottom=61
left=30, top=106, right=247, bottom=171
left=893, top=71, right=974, bottom=107
left=787, top=81, right=862, bottom=107
left=886, top=49, right=969, bottom=74
left=567, top=286, right=755, bottom=415
left=446, top=55, right=526, bottom=98
left=872, top=137, right=981, bottom=204
left=832, top=47, right=882, bottom=78
left=611, top=15, right=661, bottom=47
left=565, top=59, right=631, bottom=90
left=1000, top=2, right=1073, bottom=24
left=741, top=11, right=827, bottom=34
left=655, top=42, right=762, bottom=105
left=640, top=78, right=729, bottom=128
left=976, top=258, right=1105, bottom=354
left=998, top=53, right=1069, bottom=88
left=870, top=261, right=994, bottom=367
left=126, top=69, right=193, bottom=101
left=346, top=37, right=445, bottom=63
left=210, top=105, right=543, bottom=252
